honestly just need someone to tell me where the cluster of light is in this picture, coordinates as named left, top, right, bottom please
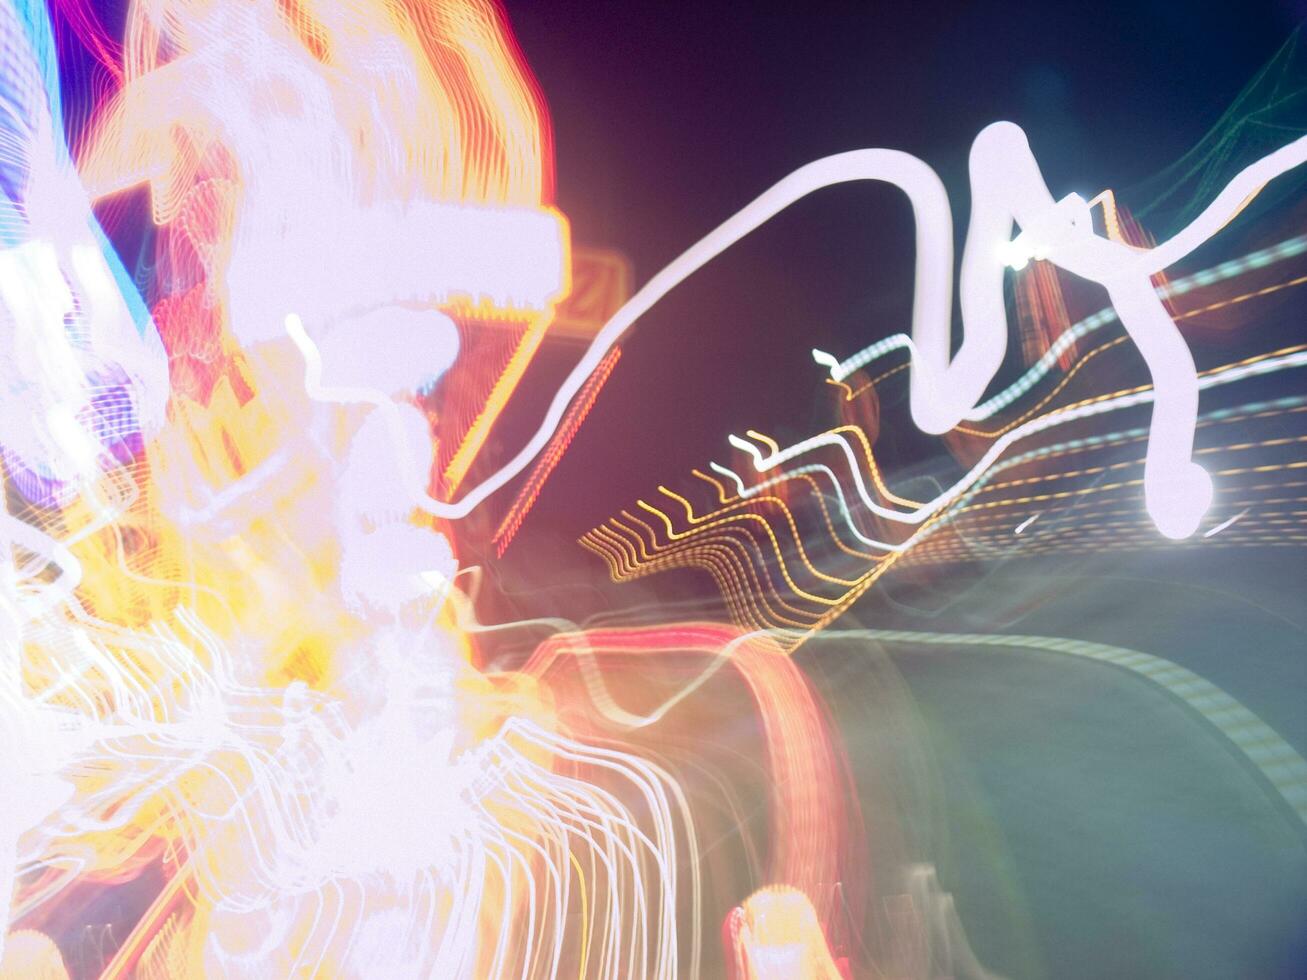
left=4, top=0, right=1307, bottom=975
left=0, top=0, right=677, bottom=976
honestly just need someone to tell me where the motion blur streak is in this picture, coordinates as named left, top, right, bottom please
left=0, top=0, right=676, bottom=976
left=3, top=0, right=1307, bottom=977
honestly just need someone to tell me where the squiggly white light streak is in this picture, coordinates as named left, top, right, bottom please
left=422, top=125, right=1307, bottom=540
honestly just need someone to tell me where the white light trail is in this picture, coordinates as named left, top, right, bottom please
left=411, top=123, right=1307, bottom=541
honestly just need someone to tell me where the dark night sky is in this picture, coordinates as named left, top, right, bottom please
left=502, top=0, right=1306, bottom=564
